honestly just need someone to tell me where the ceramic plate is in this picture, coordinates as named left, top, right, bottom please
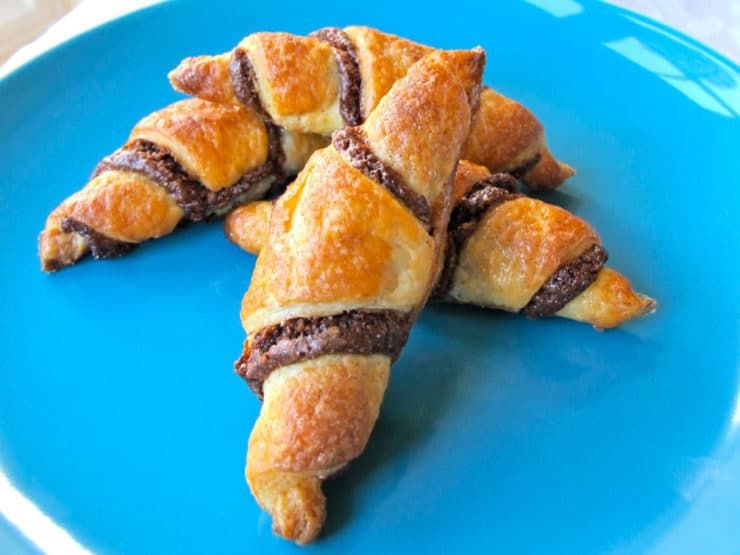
left=1, top=0, right=738, bottom=553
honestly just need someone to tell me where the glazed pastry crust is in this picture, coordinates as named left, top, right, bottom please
left=227, top=161, right=655, bottom=329
left=451, top=157, right=494, bottom=203
left=240, top=33, right=344, bottom=134
left=247, top=354, right=389, bottom=545
left=240, top=50, right=480, bottom=544
left=363, top=48, right=479, bottom=209
left=242, top=50, right=479, bottom=333
left=254, top=354, right=390, bottom=477
left=169, top=26, right=573, bottom=191
left=447, top=162, right=654, bottom=327
left=556, top=268, right=655, bottom=328
left=131, top=99, right=269, bottom=191
left=463, top=88, right=542, bottom=171
left=224, top=200, right=272, bottom=255
left=461, top=88, right=574, bottom=189
left=241, top=148, right=435, bottom=334
left=39, top=222, right=89, bottom=270
left=449, top=197, right=599, bottom=311
left=170, top=34, right=345, bottom=134
left=39, top=171, right=183, bottom=269
left=343, top=26, right=432, bottom=117
left=167, top=53, right=241, bottom=106
left=39, top=98, right=319, bottom=271
left=51, top=171, right=183, bottom=243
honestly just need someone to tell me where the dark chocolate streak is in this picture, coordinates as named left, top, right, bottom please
left=235, top=310, right=411, bottom=399
left=230, top=48, right=270, bottom=118
left=229, top=48, right=286, bottom=180
left=94, top=140, right=275, bottom=222
left=332, top=127, right=433, bottom=232
left=509, top=152, right=542, bottom=181
left=310, top=27, right=364, bottom=126
left=61, top=218, right=136, bottom=259
left=432, top=174, right=520, bottom=298
left=264, top=121, right=286, bottom=181
left=524, top=244, right=608, bottom=318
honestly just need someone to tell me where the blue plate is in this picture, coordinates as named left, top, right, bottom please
left=1, top=1, right=739, bottom=553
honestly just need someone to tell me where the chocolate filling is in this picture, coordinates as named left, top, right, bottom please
left=230, top=48, right=270, bottom=119
left=332, top=127, right=432, bottom=232
left=228, top=49, right=286, bottom=179
left=509, top=152, right=542, bottom=181
left=61, top=218, right=137, bottom=259
left=235, top=310, right=411, bottom=399
left=310, top=27, right=363, bottom=126
left=93, top=139, right=277, bottom=222
left=264, top=121, right=286, bottom=180
left=432, top=174, right=520, bottom=297
left=524, top=244, right=608, bottom=318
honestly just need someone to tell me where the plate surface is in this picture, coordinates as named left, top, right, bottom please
left=1, top=1, right=739, bottom=553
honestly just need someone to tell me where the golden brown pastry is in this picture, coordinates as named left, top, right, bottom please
left=169, top=26, right=573, bottom=191
left=38, top=98, right=327, bottom=271
left=224, top=199, right=271, bottom=255
left=235, top=48, right=483, bottom=544
left=438, top=162, right=655, bottom=328
left=226, top=161, right=655, bottom=329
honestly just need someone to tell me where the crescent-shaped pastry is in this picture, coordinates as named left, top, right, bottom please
left=226, top=161, right=655, bottom=329
left=38, top=98, right=327, bottom=271
left=235, top=48, right=483, bottom=544
left=169, top=26, right=573, bottom=191
left=437, top=162, right=655, bottom=328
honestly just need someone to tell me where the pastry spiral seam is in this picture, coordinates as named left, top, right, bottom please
left=229, top=48, right=287, bottom=179
left=433, top=174, right=520, bottom=297
left=60, top=218, right=137, bottom=259
left=94, top=140, right=277, bottom=222
left=235, top=309, right=412, bottom=399
left=332, top=127, right=433, bottom=232
left=524, top=244, right=608, bottom=317
left=309, top=27, right=364, bottom=126
left=509, top=152, right=542, bottom=181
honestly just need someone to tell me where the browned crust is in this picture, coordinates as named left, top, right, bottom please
left=310, top=27, right=363, bottom=126
left=240, top=50, right=479, bottom=546
left=39, top=98, right=287, bottom=272
left=94, top=139, right=276, bottom=222
left=332, top=127, right=432, bottom=232
left=246, top=354, right=389, bottom=544
left=60, top=218, right=136, bottom=259
left=235, top=310, right=411, bottom=399
left=226, top=162, right=654, bottom=329
left=170, top=29, right=575, bottom=191
left=509, top=152, right=542, bottom=181
left=224, top=201, right=271, bottom=253
left=433, top=174, right=520, bottom=297
left=525, top=244, right=608, bottom=317
left=230, top=48, right=271, bottom=119
left=462, top=87, right=575, bottom=191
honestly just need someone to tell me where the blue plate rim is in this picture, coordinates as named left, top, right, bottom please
left=1, top=2, right=738, bottom=553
